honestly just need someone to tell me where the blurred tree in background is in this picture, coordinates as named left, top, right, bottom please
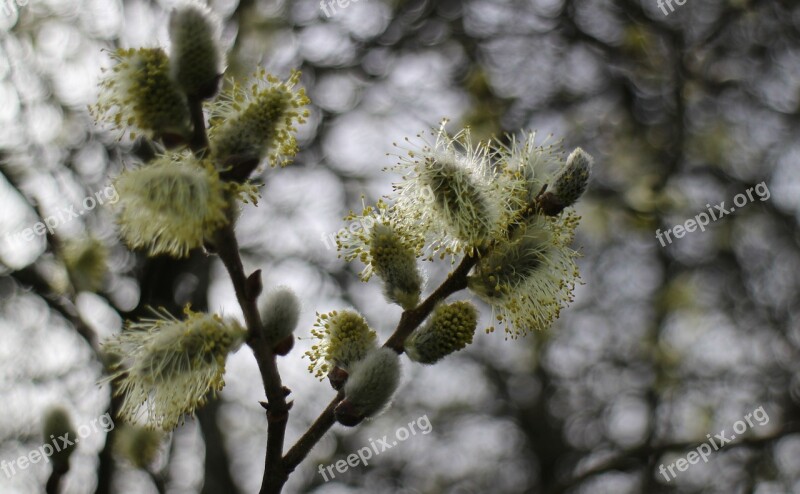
left=1, top=0, right=800, bottom=493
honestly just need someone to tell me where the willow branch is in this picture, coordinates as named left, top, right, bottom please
left=282, top=390, right=345, bottom=472
left=214, top=222, right=291, bottom=493
left=384, top=253, right=477, bottom=352
left=278, top=198, right=556, bottom=476
left=186, top=93, right=290, bottom=493
left=280, top=253, right=478, bottom=475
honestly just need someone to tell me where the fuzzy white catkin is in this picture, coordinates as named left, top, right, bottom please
left=369, top=223, right=423, bottom=309
left=169, top=1, right=223, bottom=98
left=551, top=147, right=593, bottom=207
left=260, top=287, right=301, bottom=344
left=341, top=347, right=401, bottom=420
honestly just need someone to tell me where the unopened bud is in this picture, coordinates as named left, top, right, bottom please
left=169, top=1, right=223, bottom=99
left=260, top=287, right=300, bottom=353
left=335, top=347, right=401, bottom=426
left=406, top=301, right=477, bottom=364
left=370, top=224, right=422, bottom=309
left=327, top=366, right=349, bottom=390
left=538, top=147, right=593, bottom=215
left=272, top=336, right=294, bottom=356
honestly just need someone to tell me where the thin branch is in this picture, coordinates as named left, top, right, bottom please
left=384, top=254, right=476, bottom=352
left=186, top=89, right=290, bottom=493
left=213, top=204, right=290, bottom=494
left=282, top=391, right=344, bottom=473
left=279, top=253, right=478, bottom=475
left=278, top=196, right=557, bottom=478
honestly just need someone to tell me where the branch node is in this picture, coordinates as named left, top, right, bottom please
left=246, top=269, right=263, bottom=300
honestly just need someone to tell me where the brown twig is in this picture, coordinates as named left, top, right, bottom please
left=383, top=254, right=477, bottom=352
left=282, top=390, right=345, bottom=473
left=214, top=214, right=291, bottom=494
left=189, top=70, right=546, bottom=489
left=186, top=92, right=290, bottom=493
left=276, top=196, right=556, bottom=482
left=278, top=253, right=478, bottom=479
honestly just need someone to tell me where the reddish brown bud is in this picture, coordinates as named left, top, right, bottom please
left=273, top=335, right=294, bottom=356
left=327, top=366, right=349, bottom=390
left=334, top=399, right=364, bottom=427
left=537, top=191, right=567, bottom=216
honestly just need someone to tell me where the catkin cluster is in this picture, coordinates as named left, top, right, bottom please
left=92, top=0, right=594, bottom=442
left=311, top=123, right=593, bottom=425
left=94, top=1, right=309, bottom=431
